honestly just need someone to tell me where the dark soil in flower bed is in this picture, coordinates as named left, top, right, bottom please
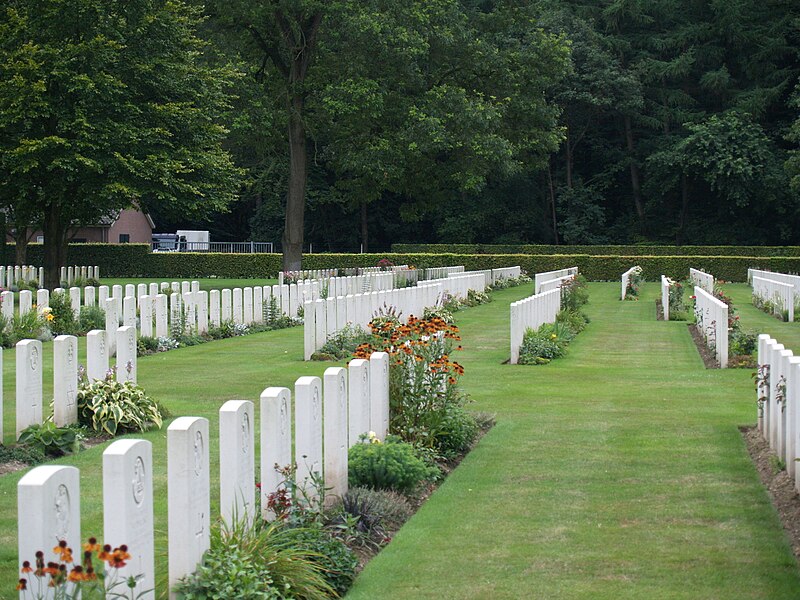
left=741, top=425, right=800, bottom=561
left=687, top=324, right=755, bottom=369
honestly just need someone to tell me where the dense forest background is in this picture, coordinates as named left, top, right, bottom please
left=136, top=1, right=800, bottom=249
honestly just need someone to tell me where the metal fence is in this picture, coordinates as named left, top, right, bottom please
left=152, top=241, right=275, bottom=253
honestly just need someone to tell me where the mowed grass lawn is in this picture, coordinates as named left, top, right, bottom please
left=0, top=282, right=797, bottom=598
left=347, top=283, right=800, bottom=599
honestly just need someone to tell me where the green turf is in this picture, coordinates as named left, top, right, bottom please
left=0, top=282, right=798, bottom=599
left=345, top=283, right=800, bottom=599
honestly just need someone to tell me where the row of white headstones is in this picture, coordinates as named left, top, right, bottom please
left=10, top=325, right=138, bottom=440
left=303, top=271, right=497, bottom=359
left=748, top=268, right=799, bottom=323
left=0, top=265, right=99, bottom=290
left=688, top=267, right=729, bottom=368
left=509, top=268, right=577, bottom=364
left=757, top=335, right=800, bottom=494
left=17, top=352, right=390, bottom=599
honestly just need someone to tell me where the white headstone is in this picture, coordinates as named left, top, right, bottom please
left=18, top=466, right=81, bottom=591
left=295, top=376, right=323, bottom=502
left=16, top=339, right=43, bottom=438
left=370, top=351, right=390, bottom=440
left=123, top=295, right=137, bottom=328
left=324, top=367, right=348, bottom=503
left=171, top=281, right=180, bottom=293
left=221, top=289, right=232, bottom=322
left=83, top=286, right=94, bottom=308
left=140, top=295, right=153, bottom=338
left=260, top=387, right=292, bottom=520
left=219, top=400, right=255, bottom=527
left=191, top=281, right=200, bottom=293
left=196, top=291, right=209, bottom=334
left=125, top=284, right=136, bottom=298
left=168, top=417, right=210, bottom=596
left=181, top=281, right=190, bottom=295
left=155, top=294, right=168, bottom=338
left=103, top=439, right=155, bottom=600
left=170, top=292, right=182, bottom=334
left=87, top=329, right=109, bottom=381
left=18, top=289, right=32, bottom=316
left=105, top=297, right=118, bottom=356
left=233, top=288, right=243, bottom=324
left=348, top=359, right=370, bottom=446
left=98, top=285, right=109, bottom=308
left=36, top=288, right=50, bottom=311
left=243, top=287, right=254, bottom=324
left=117, top=326, right=137, bottom=383
left=253, top=286, right=264, bottom=324
left=149, top=283, right=159, bottom=297
left=182, top=292, right=196, bottom=332
left=137, top=283, right=148, bottom=302
left=210, top=290, right=221, bottom=327
left=53, top=335, right=78, bottom=427
left=1, top=290, right=14, bottom=322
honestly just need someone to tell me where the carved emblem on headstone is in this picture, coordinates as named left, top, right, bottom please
left=279, top=397, right=288, bottom=437
left=30, top=345, right=39, bottom=372
left=54, top=484, right=70, bottom=540
left=312, top=387, right=320, bottom=422
left=132, top=456, right=146, bottom=506
left=193, top=430, right=203, bottom=476
left=241, top=412, right=250, bottom=456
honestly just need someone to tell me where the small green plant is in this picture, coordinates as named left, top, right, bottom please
left=17, top=422, right=83, bottom=457
left=348, top=435, right=437, bottom=494
left=316, top=323, right=372, bottom=360
left=48, top=290, right=79, bottom=336
left=175, top=518, right=335, bottom=600
left=769, top=454, right=786, bottom=474
left=137, top=336, right=159, bottom=356
left=79, top=305, right=106, bottom=332
left=561, top=274, right=589, bottom=311
left=77, top=374, right=162, bottom=436
left=9, top=310, right=47, bottom=345
left=465, top=288, right=491, bottom=306
left=0, top=442, right=45, bottom=467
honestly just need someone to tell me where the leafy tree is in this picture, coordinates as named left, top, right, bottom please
left=0, top=0, right=242, bottom=287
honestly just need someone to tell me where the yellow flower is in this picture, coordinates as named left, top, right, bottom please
left=550, top=334, right=557, bottom=339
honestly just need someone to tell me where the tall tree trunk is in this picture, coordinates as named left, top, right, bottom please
left=676, top=174, right=690, bottom=246
left=15, top=228, right=28, bottom=266
left=623, top=115, right=646, bottom=232
left=43, top=201, right=67, bottom=290
left=565, top=131, right=573, bottom=190
left=360, top=201, right=368, bottom=253
left=282, top=93, right=307, bottom=272
left=547, top=161, right=559, bottom=245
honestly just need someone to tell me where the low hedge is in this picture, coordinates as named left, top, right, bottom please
left=391, top=243, right=800, bottom=257
left=10, top=245, right=799, bottom=282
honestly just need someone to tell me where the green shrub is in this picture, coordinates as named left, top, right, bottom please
left=730, top=327, right=758, bottom=356
left=175, top=519, right=334, bottom=600
left=518, top=328, right=564, bottom=364
left=348, top=436, right=436, bottom=494
left=390, top=243, right=800, bottom=257
left=317, top=323, right=372, bottom=360
left=77, top=376, right=162, bottom=436
left=561, top=274, right=589, bottom=311
left=555, top=308, right=589, bottom=334
left=332, top=486, right=412, bottom=541
left=286, top=525, right=358, bottom=596
left=8, top=310, right=47, bottom=345
left=48, top=290, right=78, bottom=336
left=433, top=408, right=479, bottom=459
left=0, top=443, right=45, bottom=466
left=17, top=422, right=83, bottom=457
left=78, top=305, right=106, bottom=332
left=138, top=336, right=159, bottom=356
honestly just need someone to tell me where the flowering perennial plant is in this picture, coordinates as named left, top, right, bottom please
left=17, top=538, right=145, bottom=599
left=352, top=314, right=470, bottom=453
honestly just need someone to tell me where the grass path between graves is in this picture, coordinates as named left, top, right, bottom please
left=725, top=282, right=800, bottom=351
left=346, top=283, right=800, bottom=599
left=0, top=282, right=798, bottom=598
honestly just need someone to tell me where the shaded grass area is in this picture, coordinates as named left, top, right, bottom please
left=0, top=282, right=797, bottom=598
left=346, top=283, right=800, bottom=599
left=0, top=323, right=326, bottom=597
left=725, top=283, right=800, bottom=351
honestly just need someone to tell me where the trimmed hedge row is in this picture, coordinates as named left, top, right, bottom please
left=391, top=243, right=800, bottom=257
left=10, top=245, right=799, bottom=282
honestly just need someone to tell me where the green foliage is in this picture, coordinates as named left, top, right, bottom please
left=317, top=323, right=372, bottom=360
left=518, top=310, right=587, bottom=365
left=175, top=519, right=334, bottom=600
left=332, top=487, right=412, bottom=544
left=284, top=526, right=358, bottom=597
left=561, top=274, right=589, bottom=311
left=7, top=309, right=46, bottom=345
left=17, top=422, right=83, bottom=457
left=433, top=409, right=479, bottom=459
left=78, top=305, right=106, bottom=332
left=391, top=244, right=800, bottom=257
left=137, top=336, right=159, bottom=356
left=0, top=442, right=44, bottom=466
left=348, top=436, right=437, bottom=494
left=77, top=376, right=162, bottom=436
left=47, top=291, right=78, bottom=336
left=730, top=328, right=758, bottom=357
